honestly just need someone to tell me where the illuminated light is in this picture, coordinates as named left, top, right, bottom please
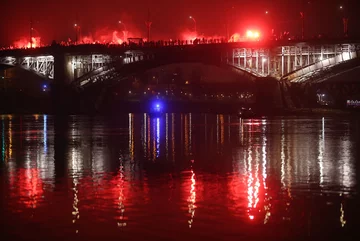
left=249, top=215, right=254, bottom=220
left=156, top=118, right=160, bottom=158
left=319, top=56, right=323, bottom=61
left=262, top=58, right=267, bottom=63
left=152, top=101, right=163, bottom=113
left=229, top=33, right=241, bottom=42
left=246, top=30, right=254, bottom=38
left=246, top=30, right=260, bottom=40
left=340, top=5, right=343, bottom=9
left=43, top=115, right=47, bottom=153
left=13, top=36, right=41, bottom=49
left=340, top=203, right=346, bottom=227
left=128, top=90, right=132, bottom=94
left=129, top=114, right=134, bottom=162
left=187, top=170, right=197, bottom=228
left=265, top=10, right=269, bottom=14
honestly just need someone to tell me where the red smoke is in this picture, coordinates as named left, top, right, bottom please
left=13, top=37, right=41, bottom=48
left=79, top=27, right=138, bottom=45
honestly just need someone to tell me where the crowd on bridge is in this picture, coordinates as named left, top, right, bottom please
left=0, top=37, right=231, bottom=52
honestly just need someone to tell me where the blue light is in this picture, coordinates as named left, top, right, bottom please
left=153, top=102, right=162, bottom=112
left=43, top=84, right=47, bottom=89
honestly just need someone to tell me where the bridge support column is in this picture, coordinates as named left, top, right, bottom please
left=256, top=50, right=259, bottom=73
left=249, top=49, right=252, bottom=72
left=51, top=52, right=76, bottom=113
left=281, top=47, right=285, bottom=76
left=268, top=54, right=270, bottom=76
left=243, top=48, right=246, bottom=69
left=232, top=50, right=235, bottom=65
left=287, top=47, right=291, bottom=74
left=334, top=46, right=337, bottom=64
left=321, top=46, right=324, bottom=60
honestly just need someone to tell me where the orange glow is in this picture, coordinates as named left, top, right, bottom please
left=228, top=33, right=241, bottom=42
left=246, top=30, right=260, bottom=40
left=181, top=30, right=199, bottom=42
left=13, top=37, right=41, bottom=48
left=80, top=30, right=125, bottom=45
left=187, top=170, right=197, bottom=228
left=246, top=30, right=254, bottom=38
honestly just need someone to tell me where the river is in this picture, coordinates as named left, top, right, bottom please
left=0, top=114, right=359, bottom=240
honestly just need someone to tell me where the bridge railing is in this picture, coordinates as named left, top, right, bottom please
left=283, top=51, right=358, bottom=82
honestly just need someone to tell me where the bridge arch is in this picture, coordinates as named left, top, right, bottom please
left=0, top=55, right=54, bottom=80
left=72, top=49, right=259, bottom=89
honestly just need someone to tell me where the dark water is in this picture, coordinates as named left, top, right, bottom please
left=1, top=114, right=359, bottom=241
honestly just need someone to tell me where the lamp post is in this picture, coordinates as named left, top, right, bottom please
left=118, top=21, right=127, bottom=31
left=340, top=6, right=348, bottom=37
left=74, top=23, right=79, bottom=44
left=118, top=21, right=128, bottom=41
left=189, top=16, right=197, bottom=33
left=300, top=11, right=304, bottom=40
left=29, top=18, right=34, bottom=48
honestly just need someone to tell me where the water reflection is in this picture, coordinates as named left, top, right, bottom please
left=0, top=115, right=359, bottom=240
left=187, top=168, right=196, bottom=228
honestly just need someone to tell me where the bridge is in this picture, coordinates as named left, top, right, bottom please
left=1, top=39, right=360, bottom=89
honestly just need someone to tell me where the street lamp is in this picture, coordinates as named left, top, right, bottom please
left=189, top=16, right=197, bottom=33
left=118, top=21, right=127, bottom=31
left=339, top=5, right=348, bottom=37
left=74, top=23, right=80, bottom=44
left=118, top=21, right=128, bottom=41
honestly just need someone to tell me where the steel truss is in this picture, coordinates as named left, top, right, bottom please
left=20, top=56, right=54, bottom=79
left=229, top=43, right=360, bottom=82
left=0, top=55, right=54, bottom=79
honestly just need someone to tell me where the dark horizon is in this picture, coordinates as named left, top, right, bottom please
left=1, top=0, right=360, bottom=47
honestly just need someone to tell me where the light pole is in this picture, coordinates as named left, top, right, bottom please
left=300, top=11, right=304, bottom=40
left=74, top=23, right=80, bottom=44
left=30, top=19, right=33, bottom=48
left=189, top=16, right=197, bottom=33
left=118, top=21, right=128, bottom=41
left=118, top=21, right=127, bottom=31
left=340, top=6, right=348, bottom=37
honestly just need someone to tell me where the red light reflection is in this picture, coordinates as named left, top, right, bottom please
left=15, top=168, right=44, bottom=208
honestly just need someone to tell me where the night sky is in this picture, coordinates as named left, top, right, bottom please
left=1, top=0, right=359, bottom=47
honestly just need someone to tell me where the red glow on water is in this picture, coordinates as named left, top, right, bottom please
left=16, top=168, right=44, bottom=208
